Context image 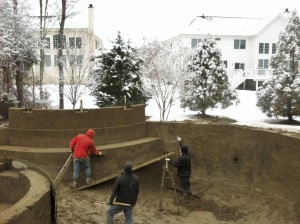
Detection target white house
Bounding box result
[36,4,103,84]
[165,10,291,90]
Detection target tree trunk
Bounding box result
[2,65,13,93]
[15,61,24,107]
[39,0,44,99]
[58,0,66,109]
[287,100,293,121]
[39,49,45,99]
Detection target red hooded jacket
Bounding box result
[70,129,100,158]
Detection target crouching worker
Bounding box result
[107,161,139,224]
[69,129,102,189]
[170,144,192,198]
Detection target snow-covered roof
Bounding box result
[179,13,287,37]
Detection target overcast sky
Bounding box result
[75,0,299,48]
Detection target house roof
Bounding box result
[179,13,288,37]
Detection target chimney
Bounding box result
[88,4,94,34]
[283,8,291,19]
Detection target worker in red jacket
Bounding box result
[70,129,102,189]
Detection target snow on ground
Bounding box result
[145,90,300,133]
[47,86,300,133]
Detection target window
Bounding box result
[45,37,50,49]
[272,43,276,54]
[76,55,83,66]
[215,37,221,41]
[234,39,246,49]
[258,59,269,68]
[76,37,82,49]
[53,35,59,49]
[222,60,227,68]
[44,55,51,67]
[54,55,66,66]
[235,63,245,70]
[69,37,75,49]
[259,43,269,54]
[69,55,83,67]
[69,55,76,67]
[191,38,201,48]
[53,34,66,49]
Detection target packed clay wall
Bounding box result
[0,128,8,145]
[7,105,146,147]
[0,169,52,224]
[0,171,30,204]
[9,105,145,129]
[146,122,300,207]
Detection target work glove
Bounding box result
[98,151,104,156]
[176,136,181,142]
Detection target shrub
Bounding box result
[0,93,18,119]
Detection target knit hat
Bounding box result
[123,161,133,172]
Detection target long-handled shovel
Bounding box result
[95,201,131,207]
[54,153,73,184]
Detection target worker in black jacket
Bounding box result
[171,144,192,198]
[107,161,139,224]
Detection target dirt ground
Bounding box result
[56,159,299,224]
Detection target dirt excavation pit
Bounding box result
[56,161,299,224]
[1,121,299,224]
[56,123,300,224]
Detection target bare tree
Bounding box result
[140,39,191,121]
[57,0,66,109]
[64,32,93,109]
[38,0,56,101]
[56,0,78,109]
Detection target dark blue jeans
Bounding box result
[107,204,133,224]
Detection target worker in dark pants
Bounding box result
[107,161,139,224]
[170,144,192,198]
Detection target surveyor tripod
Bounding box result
[158,157,180,214]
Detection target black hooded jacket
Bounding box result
[109,170,139,205]
[171,148,191,178]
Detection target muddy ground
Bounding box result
[56,159,299,224]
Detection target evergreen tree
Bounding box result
[0,0,39,107]
[181,36,238,115]
[257,10,300,121]
[90,31,147,107]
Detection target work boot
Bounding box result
[72,181,77,190]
